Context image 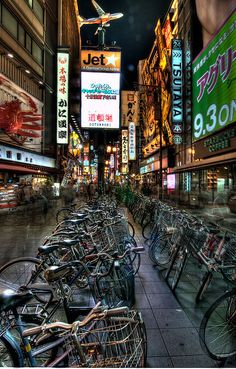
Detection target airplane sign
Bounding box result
[78,0,123,28]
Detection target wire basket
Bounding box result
[69,310,145,367]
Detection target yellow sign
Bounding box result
[81,50,121,72]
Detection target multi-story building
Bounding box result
[0,0,80,208]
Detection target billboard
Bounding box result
[0,74,43,151]
[192,12,236,142]
[57,51,69,144]
[121,91,139,127]
[129,122,136,160]
[81,50,121,72]
[81,71,120,129]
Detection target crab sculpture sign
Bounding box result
[0,74,43,151]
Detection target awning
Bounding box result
[172,151,236,173]
[0,163,45,174]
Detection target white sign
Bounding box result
[129,122,136,160]
[172,39,183,144]
[81,71,120,129]
[57,51,69,144]
[121,130,128,164]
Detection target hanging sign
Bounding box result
[121,91,139,127]
[172,39,183,144]
[129,122,136,160]
[57,50,69,144]
[121,130,128,164]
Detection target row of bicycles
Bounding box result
[0,196,147,367]
[124,189,236,363]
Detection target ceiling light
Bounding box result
[39,81,43,85]
[7,53,14,58]
[25,69,30,74]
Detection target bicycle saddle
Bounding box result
[44,265,74,283]
[65,218,88,225]
[70,213,87,219]
[38,244,60,255]
[0,288,33,313]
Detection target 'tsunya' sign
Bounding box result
[57,51,69,144]
[171,39,183,144]
[192,11,236,142]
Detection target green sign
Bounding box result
[192,12,236,142]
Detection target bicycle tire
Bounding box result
[128,221,135,238]
[0,258,50,303]
[165,243,183,282]
[0,335,21,367]
[195,271,213,303]
[142,221,153,240]
[199,289,236,360]
[56,207,74,224]
[167,249,188,291]
[148,236,171,267]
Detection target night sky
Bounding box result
[78,0,172,89]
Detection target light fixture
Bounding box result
[7,53,14,58]
[25,69,30,74]
[39,81,43,85]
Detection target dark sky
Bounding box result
[78,0,172,89]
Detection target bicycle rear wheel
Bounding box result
[199,290,236,360]
[56,207,74,224]
[148,236,171,267]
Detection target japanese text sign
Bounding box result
[121,91,139,127]
[129,122,136,160]
[193,12,236,142]
[81,71,120,129]
[172,39,183,145]
[57,51,69,144]
[122,130,129,164]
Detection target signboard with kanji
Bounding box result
[57,51,69,144]
[121,130,128,163]
[192,12,236,142]
[121,91,139,127]
[129,122,136,160]
[81,71,120,129]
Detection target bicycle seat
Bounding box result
[70,213,87,219]
[59,239,81,246]
[65,218,88,225]
[38,244,60,255]
[0,288,33,313]
[44,265,74,283]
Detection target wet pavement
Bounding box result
[0,200,235,367]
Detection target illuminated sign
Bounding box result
[129,122,136,160]
[162,14,172,50]
[167,174,176,190]
[81,50,121,72]
[121,91,139,127]
[121,130,128,163]
[57,51,69,144]
[81,72,120,129]
[193,12,236,142]
[172,39,183,144]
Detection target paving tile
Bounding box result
[183,308,208,328]
[139,270,164,282]
[146,329,168,357]
[153,308,193,329]
[171,355,217,367]
[160,327,205,356]
[142,281,171,294]
[147,293,180,309]
[146,356,173,367]
[134,293,151,309]
[135,279,145,294]
[139,308,158,329]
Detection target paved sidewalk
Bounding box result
[129,213,236,368]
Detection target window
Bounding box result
[18,24,25,46]
[6,151,12,159]
[26,33,32,52]
[16,153,22,160]
[32,40,43,64]
[33,0,43,22]
[2,6,17,38]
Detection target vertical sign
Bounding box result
[171,39,183,145]
[121,130,128,163]
[121,91,139,127]
[129,122,136,160]
[57,51,69,144]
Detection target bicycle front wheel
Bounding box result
[199,290,236,360]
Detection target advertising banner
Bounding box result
[57,51,69,144]
[129,122,136,160]
[121,130,128,164]
[81,71,120,129]
[121,91,139,127]
[81,50,121,72]
[0,73,43,151]
[171,39,183,145]
[192,12,236,142]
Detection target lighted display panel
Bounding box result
[81,71,120,129]
[192,12,236,142]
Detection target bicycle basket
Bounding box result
[78,310,145,368]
